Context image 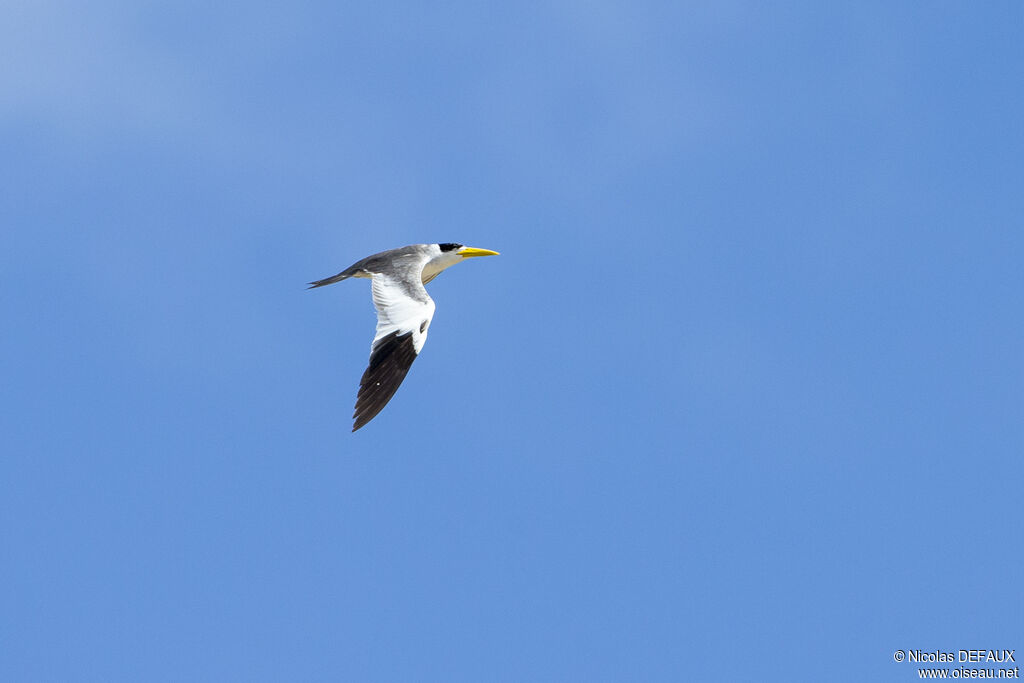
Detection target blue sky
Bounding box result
[2,2,1022,681]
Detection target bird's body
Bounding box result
[309,243,499,431]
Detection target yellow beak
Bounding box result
[459,246,500,258]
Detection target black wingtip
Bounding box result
[349,330,419,432]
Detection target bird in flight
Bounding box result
[309,243,500,431]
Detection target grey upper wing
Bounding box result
[308,245,427,289]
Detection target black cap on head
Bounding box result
[439,243,463,252]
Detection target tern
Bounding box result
[309,243,500,431]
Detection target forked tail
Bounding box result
[307,271,353,289]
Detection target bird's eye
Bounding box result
[439,243,462,252]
